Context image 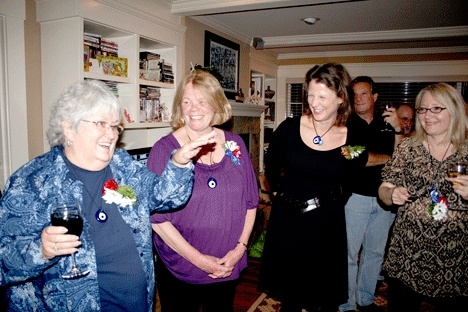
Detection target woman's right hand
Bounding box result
[379,182,411,206]
[41,225,81,260]
[171,129,215,167]
[196,254,233,279]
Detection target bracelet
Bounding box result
[237,241,248,249]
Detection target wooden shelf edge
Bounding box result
[124,122,171,129]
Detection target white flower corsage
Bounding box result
[428,194,449,221]
[223,140,241,165]
[102,179,137,208]
[341,145,366,160]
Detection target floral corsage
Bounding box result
[102,179,137,208]
[341,145,365,160]
[223,140,241,165]
[429,189,449,221]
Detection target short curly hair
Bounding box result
[46,79,122,147]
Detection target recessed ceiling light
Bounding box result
[302,17,320,25]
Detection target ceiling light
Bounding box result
[302,17,319,25]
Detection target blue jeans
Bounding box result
[339,193,395,311]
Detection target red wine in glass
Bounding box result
[50,213,83,236]
[50,204,90,279]
[381,102,394,132]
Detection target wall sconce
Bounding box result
[252,37,265,50]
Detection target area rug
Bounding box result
[247,280,435,312]
[247,281,389,312]
[247,293,281,312]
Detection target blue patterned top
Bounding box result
[0,146,194,311]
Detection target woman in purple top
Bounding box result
[147,69,258,312]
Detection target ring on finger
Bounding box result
[53,242,59,252]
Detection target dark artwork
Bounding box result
[204,31,240,99]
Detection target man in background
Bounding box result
[396,104,415,137]
[340,76,403,312]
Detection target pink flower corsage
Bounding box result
[223,140,241,165]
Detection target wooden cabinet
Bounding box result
[36,0,184,150]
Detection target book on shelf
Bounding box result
[140,51,160,60]
[84,44,90,72]
[84,32,101,41]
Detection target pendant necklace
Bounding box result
[427,141,451,203]
[311,117,334,146]
[67,160,110,223]
[186,128,217,189]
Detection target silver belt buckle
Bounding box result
[301,197,320,213]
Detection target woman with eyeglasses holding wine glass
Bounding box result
[0,79,215,311]
[378,83,468,311]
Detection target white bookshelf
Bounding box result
[36,0,184,150]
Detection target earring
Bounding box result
[66,140,72,147]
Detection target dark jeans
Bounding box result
[387,277,468,312]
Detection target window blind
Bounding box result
[287,82,465,117]
[287,83,305,117]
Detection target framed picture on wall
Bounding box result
[204,31,240,100]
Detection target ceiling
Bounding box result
[167,0,468,59]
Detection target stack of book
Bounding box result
[139,52,161,82]
[160,59,174,84]
[100,39,118,56]
[139,86,162,122]
[84,33,120,72]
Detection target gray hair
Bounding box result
[47,79,122,147]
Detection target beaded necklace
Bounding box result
[427,141,451,204]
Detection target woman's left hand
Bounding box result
[172,129,215,167]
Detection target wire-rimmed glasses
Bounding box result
[81,120,124,135]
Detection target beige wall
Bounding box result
[19,3,468,160]
[183,17,252,95]
[25,0,42,158]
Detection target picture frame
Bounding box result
[204,31,240,99]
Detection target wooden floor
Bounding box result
[233,257,436,312]
[234,257,263,311]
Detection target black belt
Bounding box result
[277,193,320,213]
[278,187,343,214]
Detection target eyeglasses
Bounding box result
[415,107,447,114]
[81,120,124,135]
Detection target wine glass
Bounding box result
[448,164,467,186]
[50,203,90,279]
[381,102,394,132]
[448,164,466,204]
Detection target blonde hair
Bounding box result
[414,83,468,149]
[171,69,232,129]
